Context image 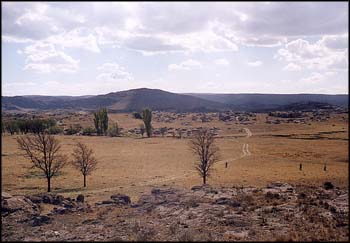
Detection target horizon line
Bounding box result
[2,87,349,97]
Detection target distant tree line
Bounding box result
[3,118,61,135]
[2,107,153,139]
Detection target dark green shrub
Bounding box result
[48,126,63,134]
[82,127,96,136]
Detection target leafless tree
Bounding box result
[189,128,220,185]
[17,133,68,192]
[71,142,98,187]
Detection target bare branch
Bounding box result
[16,133,67,192]
[189,128,220,185]
[71,142,98,187]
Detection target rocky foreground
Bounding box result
[2,182,349,241]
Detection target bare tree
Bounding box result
[189,128,220,185]
[17,133,68,192]
[71,142,98,187]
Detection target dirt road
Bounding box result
[242,128,252,157]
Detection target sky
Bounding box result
[1,1,349,96]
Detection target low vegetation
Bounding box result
[3,118,58,135]
[108,122,120,137]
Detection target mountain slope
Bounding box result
[187,93,348,111]
[2,88,348,112]
[2,88,226,112]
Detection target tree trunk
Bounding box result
[47,177,51,192]
[203,174,206,185]
[84,175,86,187]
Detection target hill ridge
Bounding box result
[2,88,348,112]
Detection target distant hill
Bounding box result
[187,93,348,111]
[2,88,348,113]
[274,101,343,112]
[2,88,225,112]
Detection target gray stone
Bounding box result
[27,195,42,204]
[76,194,84,203]
[31,215,51,226]
[1,192,12,200]
[53,195,65,205]
[2,196,38,214]
[42,194,54,204]
[110,194,131,205]
[324,182,334,190]
[102,200,114,204]
[191,186,202,191]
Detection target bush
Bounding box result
[65,125,80,135]
[133,112,142,119]
[17,119,30,134]
[48,126,63,134]
[4,120,19,135]
[139,124,145,137]
[29,119,46,134]
[108,122,120,137]
[160,127,167,137]
[82,127,96,136]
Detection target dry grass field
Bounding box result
[2,112,348,203]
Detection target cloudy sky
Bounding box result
[2,2,348,96]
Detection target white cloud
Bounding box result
[3,2,348,55]
[300,72,324,84]
[247,60,262,67]
[214,58,230,66]
[240,36,287,47]
[283,63,301,71]
[23,42,79,73]
[276,37,348,71]
[168,59,203,71]
[47,28,100,53]
[319,34,348,50]
[2,2,349,95]
[96,63,133,82]
[2,2,85,42]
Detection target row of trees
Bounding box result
[2,118,58,135]
[4,107,152,138]
[17,133,98,192]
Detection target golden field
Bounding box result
[1,112,348,203]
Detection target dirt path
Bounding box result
[242,143,251,156]
[243,128,252,138]
[240,128,252,157]
[217,127,253,166]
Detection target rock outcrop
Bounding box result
[1,182,348,241]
